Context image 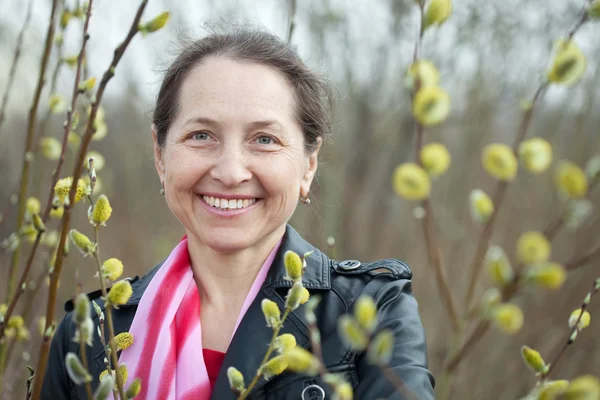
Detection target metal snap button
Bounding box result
[338,260,361,270]
[301,384,325,400]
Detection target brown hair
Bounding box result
[153,28,334,154]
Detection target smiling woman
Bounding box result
[42,28,435,400]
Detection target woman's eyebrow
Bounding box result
[182,117,283,132]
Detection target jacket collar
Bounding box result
[122,223,331,307]
[211,224,331,399]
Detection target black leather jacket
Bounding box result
[42,225,435,399]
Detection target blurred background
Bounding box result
[0,0,599,398]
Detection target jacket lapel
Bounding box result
[210,225,331,399]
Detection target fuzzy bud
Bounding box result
[518,138,553,174]
[284,250,303,281]
[420,142,451,177]
[485,246,514,287]
[338,315,369,351]
[547,40,587,86]
[564,199,593,230]
[69,229,96,256]
[125,377,142,399]
[367,329,394,366]
[274,333,297,354]
[589,0,600,18]
[261,299,281,328]
[564,375,600,399]
[412,86,450,126]
[8,315,25,329]
[74,293,90,324]
[139,11,170,34]
[286,281,306,310]
[78,77,96,92]
[469,189,494,223]
[482,143,518,181]
[333,381,354,400]
[283,347,320,375]
[555,160,589,199]
[89,195,113,226]
[227,367,245,394]
[106,281,133,308]
[525,262,566,290]
[568,308,591,331]
[65,352,92,385]
[521,345,549,375]
[49,94,66,114]
[102,258,124,281]
[112,332,134,351]
[94,374,114,400]
[392,163,431,201]
[40,137,62,160]
[32,213,45,233]
[516,231,551,265]
[354,296,378,333]
[407,60,439,88]
[74,318,94,347]
[492,303,524,335]
[424,0,453,28]
[260,355,289,379]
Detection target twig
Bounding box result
[30,3,148,399]
[79,334,94,400]
[238,308,292,400]
[380,364,422,400]
[0,0,34,129]
[286,0,297,44]
[565,242,600,270]
[445,320,492,372]
[540,280,598,379]
[6,0,59,304]
[410,2,460,332]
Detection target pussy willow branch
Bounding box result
[31,3,148,399]
[0,0,34,130]
[34,23,67,150]
[79,329,94,400]
[541,280,598,380]
[93,226,127,400]
[6,0,59,303]
[239,308,292,400]
[0,0,92,343]
[287,0,297,44]
[463,81,548,311]
[447,240,599,372]
[410,2,460,332]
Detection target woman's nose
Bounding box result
[209,147,253,188]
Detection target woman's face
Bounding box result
[153,56,320,253]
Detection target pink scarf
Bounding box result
[113,237,281,400]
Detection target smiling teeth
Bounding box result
[203,196,257,209]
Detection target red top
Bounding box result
[202,349,226,390]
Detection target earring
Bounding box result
[160,183,165,195]
[300,195,311,205]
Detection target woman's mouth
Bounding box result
[201,195,260,210]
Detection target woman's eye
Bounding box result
[192,132,209,141]
[256,136,274,145]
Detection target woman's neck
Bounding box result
[186,226,284,312]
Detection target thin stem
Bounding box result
[445,320,491,372]
[6,0,59,303]
[93,225,126,399]
[31,3,148,398]
[79,336,94,400]
[0,0,34,129]
[410,0,459,332]
[286,0,297,44]
[565,242,600,271]
[540,281,598,380]
[239,308,292,400]
[380,365,421,400]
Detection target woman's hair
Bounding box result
[153,28,334,154]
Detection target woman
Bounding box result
[43,29,435,400]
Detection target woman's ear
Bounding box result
[152,124,165,183]
[300,137,323,195]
